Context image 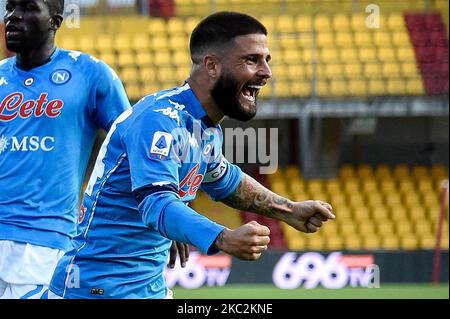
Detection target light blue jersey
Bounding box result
[49,83,242,299]
[0,48,130,251]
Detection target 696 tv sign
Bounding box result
[272,252,380,289]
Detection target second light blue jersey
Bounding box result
[0,48,130,251]
[49,83,242,298]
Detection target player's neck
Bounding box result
[15,42,56,71]
[187,76,225,126]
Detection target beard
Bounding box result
[210,70,257,122]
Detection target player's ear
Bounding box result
[203,54,221,79]
[49,15,63,31]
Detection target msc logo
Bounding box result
[0,135,55,154]
[50,69,71,85]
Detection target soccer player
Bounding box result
[0,0,189,299]
[49,11,335,299]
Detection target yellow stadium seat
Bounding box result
[307,236,326,251]
[98,52,116,67]
[347,80,367,96]
[392,31,411,47]
[353,208,371,222]
[283,49,302,62]
[286,64,305,80]
[278,36,299,50]
[173,51,191,67]
[316,33,335,48]
[396,47,415,61]
[319,49,339,62]
[359,222,376,236]
[325,179,340,193]
[139,67,157,82]
[414,221,432,236]
[315,79,329,96]
[78,35,95,54]
[381,236,400,250]
[348,194,365,208]
[148,18,167,34]
[150,35,169,51]
[325,237,345,251]
[377,48,396,61]
[400,236,419,250]
[361,179,378,193]
[154,51,172,66]
[332,14,350,31]
[142,83,162,95]
[135,52,153,67]
[314,14,331,30]
[173,68,186,83]
[362,236,381,250]
[340,165,355,179]
[276,15,295,32]
[59,37,77,51]
[343,62,363,77]
[167,18,185,34]
[364,62,383,77]
[401,61,418,77]
[343,236,361,250]
[329,79,348,96]
[274,81,291,98]
[367,193,384,208]
[354,32,373,47]
[395,221,413,235]
[351,14,367,30]
[372,207,389,220]
[336,32,353,48]
[432,165,448,183]
[120,67,139,84]
[377,222,395,236]
[412,165,429,178]
[359,48,377,61]
[131,34,150,52]
[114,34,132,52]
[375,164,392,179]
[339,48,361,63]
[125,83,142,101]
[409,206,427,221]
[295,15,313,32]
[387,79,406,95]
[405,77,425,95]
[324,63,343,78]
[340,223,357,236]
[97,35,114,53]
[394,164,410,179]
[385,193,402,207]
[290,81,312,97]
[373,32,392,47]
[419,234,436,249]
[117,52,135,68]
[387,13,405,31]
[382,63,401,77]
[403,193,421,208]
[184,17,201,34]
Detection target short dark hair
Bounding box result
[189,11,267,64]
[46,0,64,15]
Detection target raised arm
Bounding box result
[221,173,335,233]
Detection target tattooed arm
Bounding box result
[221,174,335,233]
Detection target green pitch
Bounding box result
[173,283,449,299]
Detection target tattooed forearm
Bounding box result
[221,174,294,220]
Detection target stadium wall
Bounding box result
[165,250,449,289]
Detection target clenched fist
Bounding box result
[283,200,335,233]
[214,221,270,261]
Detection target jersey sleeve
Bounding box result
[121,104,182,193]
[88,59,131,131]
[200,126,242,201]
[201,154,243,201]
